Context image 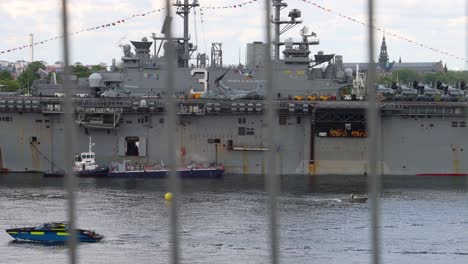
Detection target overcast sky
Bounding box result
[0,0,466,70]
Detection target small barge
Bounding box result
[107,160,224,178]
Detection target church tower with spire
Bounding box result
[378,35,389,70]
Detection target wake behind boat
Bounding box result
[5,222,103,243]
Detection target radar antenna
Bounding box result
[300,26,316,38]
[117,36,127,47]
[174,0,200,67]
[272,0,303,61]
[152,1,199,67]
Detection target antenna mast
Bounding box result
[272,0,302,62]
[210,43,223,68]
[175,0,199,68]
[29,33,34,62]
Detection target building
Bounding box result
[13,60,29,74]
[390,61,444,73]
[378,35,389,70]
[344,35,445,74]
[246,42,268,68]
[0,61,9,69]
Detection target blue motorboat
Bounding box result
[5,222,103,243]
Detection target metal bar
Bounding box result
[264,1,279,264]
[465,0,468,189]
[60,0,78,263]
[165,1,180,264]
[366,0,381,263]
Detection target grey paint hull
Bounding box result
[1,110,467,175]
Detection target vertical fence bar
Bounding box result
[465,0,468,189]
[165,0,180,263]
[366,0,381,263]
[60,0,78,263]
[263,1,279,263]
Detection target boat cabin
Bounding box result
[74,137,99,171]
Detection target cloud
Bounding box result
[0,0,466,69]
[0,0,57,19]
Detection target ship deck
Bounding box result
[1,97,468,117]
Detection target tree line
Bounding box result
[377,69,468,87]
[0,62,106,92]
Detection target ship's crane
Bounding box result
[352,64,366,99]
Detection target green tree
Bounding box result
[392,69,420,84]
[91,65,106,72]
[46,72,62,83]
[0,70,12,80]
[377,75,395,85]
[70,64,92,78]
[69,64,106,78]
[17,61,45,89]
[424,72,450,85]
[446,71,468,84]
[376,70,468,87]
[0,80,20,92]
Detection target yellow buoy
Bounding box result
[165,192,173,201]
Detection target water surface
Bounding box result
[1,174,467,263]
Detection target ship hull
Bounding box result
[42,167,109,178]
[107,168,224,178]
[1,101,468,176]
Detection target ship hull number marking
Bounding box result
[190,68,208,95]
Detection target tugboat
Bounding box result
[5,222,103,243]
[43,137,109,177]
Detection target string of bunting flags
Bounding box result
[199,0,259,23]
[3,0,461,63]
[299,0,468,63]
[202,0,258,10]
[0,8,166,56]
[0,0,259,56]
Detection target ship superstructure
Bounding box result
[1,0,468,176]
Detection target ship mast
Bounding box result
[272,0,302,62]
[88,137,94,153]
[174,0,199,68]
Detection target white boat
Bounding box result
[74,137,99,171]
[44,137,108,177]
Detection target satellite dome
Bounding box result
[344,68,353,77]
[89,73,103,88]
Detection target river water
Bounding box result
[0,174,467,264]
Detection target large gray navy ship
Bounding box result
[1,0,467,176]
